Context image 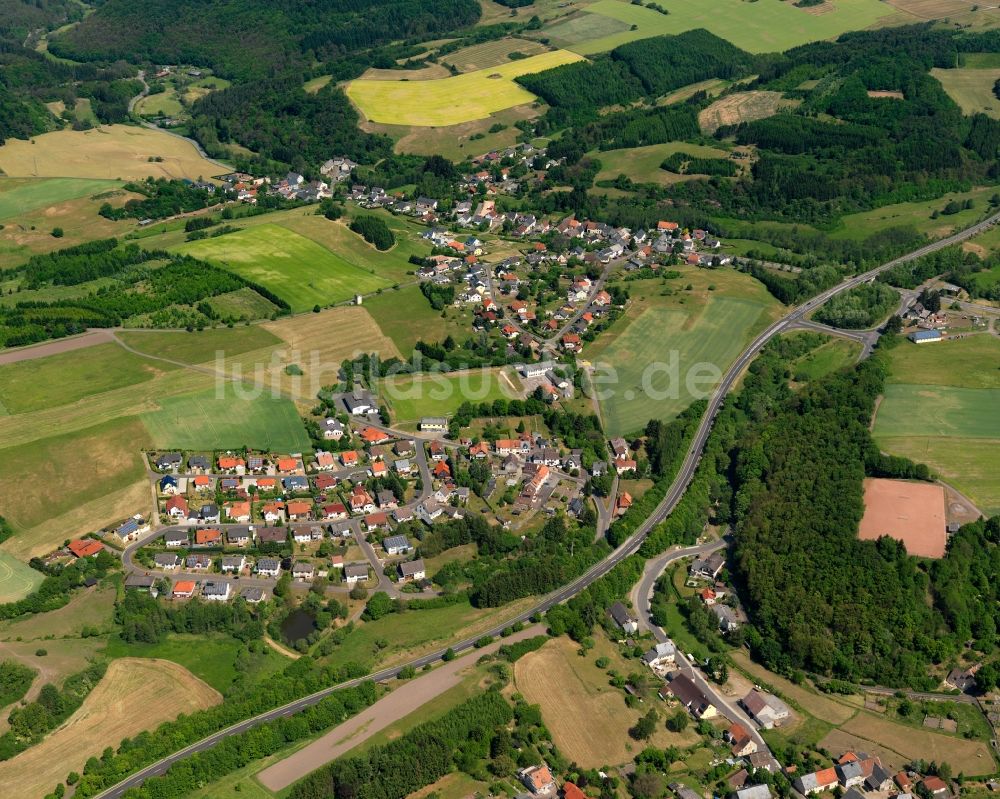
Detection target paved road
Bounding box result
[93,209,1000,798]
[630,539,769,751]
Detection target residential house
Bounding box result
[417,499,444,525]
[283,476,309,494]
[641,640,676,669]
[125,574,156,593]
[520,765,557,796]
[399,558,426,581]
[68,539,104,558]
[256,557,281,578]
[159,475,180,495]
[155,553,181,570]
[241,587,266,603]
[227,526,252,547]
[172,580,196,599]
[793,768,840,795]
[286,500,313,521]
[315,451,337,471]
[727,723,758,757]
[364,512,389,530]
[377,490,398,509]
[394,458,413,475]
[256,526,287,546]
[200,503,220,523]
[665,673,717,719]
[224,501,251,523]
[350,485,375,514]
[202,581,231,601]
[292,562,315,581]
[165,495,189,520]
[712,604,740,633]
[322,418,346,440]
[192,475,213,492]
[420,417,449,432]
[383,534,411,555]
[609,602,639,634]
[615,491,633,516]
[324,503,349,521]
[164,529,189,547]
[690,552,725,581]
[732,786,771,799]
[341,450,360,468]
[221,555,246,573]
[922,778,950,798]
[393,506,415,524]
[195,527,222,547]
[186,554,212,571]
[344,562,369,585]
[154,452,182,471]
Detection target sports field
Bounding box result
[514,637,698,766]
[0,658,220,799]
[872,335,1000,515]
[931,67,1000,118]
[568,0,899,55]
[346,50,585,126]
[380,368,521,423]
[0,177,119,221]
[0,125,226,181]
[141,386,311,451]
[177,224,392,311]
[859,478,946,558]
[589,295,768,436]
[0,553,44,603]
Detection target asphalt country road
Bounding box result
[92,210,1000,798]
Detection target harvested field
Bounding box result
[867,89,904,99]
[514,637,698,767]
[263,307,402,372]
[347,50,584,126]
[888,0,986,19]
[931,67,1000,118]
[442,37,549,72]
[699,91,797,134]
[0,126,226,181]
[358,63,453,81]
[839,711,994,775]
[859,478,946,559]
[0,658,220,799]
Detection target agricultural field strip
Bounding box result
[872,383,1000,438]
[346,50,585,126]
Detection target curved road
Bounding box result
[92,210,1000,798]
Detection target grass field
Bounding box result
[567,0,899,55]
[176,224,392,311]
[347,50,584,126]
[118,326,281,365]
[789,335,861,381]
[0,658,220,799]
[838,710,994,775]
[141,386,311,451]
[0,416,150,535]
[0,343,179,414]
[932,67,1000,118]
[443,37,550,71]
[206,287,281,320]
[0,125,226,181]
[542,11,632,48]
[831,185,1000,242]
[0,553,44,603]
[303,75,333,93]
[962,52,1000,69]
[0,178,119,222]
[135,86,183,117]
[698,91,797,134]
[380,368,521,422]
[874,384,1000,438]
[872,335,1000,516]
[365,284,473,353]
[587,284,774,436]
[514,636,698,766]
[595,142,732,186]
[0,586,115,640]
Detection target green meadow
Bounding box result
[177,224,392,312]
[590,297,767,436]
[570,0,898,56]
[380,368,519,423]
[0,177,119,221]
[141,386,311,452]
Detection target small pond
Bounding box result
[281,609,317,644]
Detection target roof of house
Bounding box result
[609,602,635,626]
[68,539,103,558]
[345,562,369,578]
[173,580,196,594]
[922,777,949,793]
[202,581,230,596]
[400,558,426,577]
[525,766,554,790]
[564,784,586,799]
[383,534,410,550]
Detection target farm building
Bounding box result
[908,329,942,344]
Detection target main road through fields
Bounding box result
[92,210,1000,799]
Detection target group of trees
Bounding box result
[349,215,396,251]
[99,179,216,221]
[115,590,264,645]
[813,282,899,329]
[289,691,514,799]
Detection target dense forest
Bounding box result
[49,0,482,79]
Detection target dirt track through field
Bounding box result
[0,329,115,365]
[257,625,545,791]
